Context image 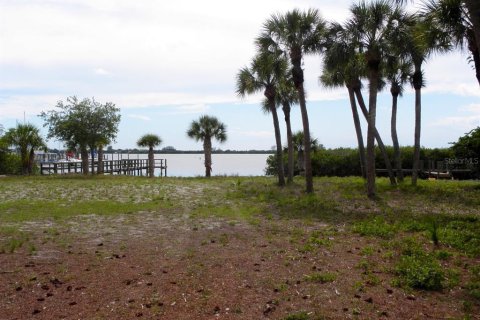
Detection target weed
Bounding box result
[395,252,444,290]
[352,217,396,238]
[304,272,337,283]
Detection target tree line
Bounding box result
[236,0,480,197]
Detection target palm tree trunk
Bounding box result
[90,148,96,175]
[412,90,422,186]
[21,147,29,175]
[282,102,294,184]
[391,93,404,182]
[270,101,285,186]
[366,68,379,198]
[291,49,313,193]
[81,146,89,175]
[203,138,212,177]
[467,28,480,86]
[355,88,397,186]
[298,87,313,193]
[465,0,480,66]
[148,147,154,178]
[97,145,104,175]
[28,148,35,175]
[348,87,366,179]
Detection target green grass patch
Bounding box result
[0,199,167,223]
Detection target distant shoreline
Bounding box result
[96,150,274,155]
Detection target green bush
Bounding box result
[0,152,21,175]
[395,252,445,290]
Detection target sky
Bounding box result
[1,0,479,151]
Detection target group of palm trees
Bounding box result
[237,0,480,197]
[138,115,227,178]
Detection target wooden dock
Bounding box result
[40,159,167,176]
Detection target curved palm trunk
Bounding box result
[355,88,397,187]
[81,146,89,175]
[391,92,404,182]
[148,146,154,178]
[347,87,366,179]
[97,145,104,175]
[466,28,480,86]
[282,102,294,184]
[269,100,285,186]
[203,137,212,177]
[465,0,480,71]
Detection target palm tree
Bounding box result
[137,134,162,178]
[277,79,298,183]
[236,52,287,186]
[394,0,480,67]
[423,0,479,85]
[384,56,412,182]
[187,115,227,177]
[346,0,409,197]
[257,9,327,193]
[4,123,46,175]
[321,22,367,178]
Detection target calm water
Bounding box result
[104,153,271,177]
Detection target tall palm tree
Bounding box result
[394,0,480,65]
[346,0,409,197]
[137,134,162,178]
[277,75,298,184]
[257,8,327,193]
[423,0,479,85]
[384,56,412,182]
[236,52,287,186]
[187,115,227,177]
[4,123,46,175]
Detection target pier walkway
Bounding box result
[40,159,167,176]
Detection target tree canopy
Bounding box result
[40,96,121,152]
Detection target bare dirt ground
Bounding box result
[1,177,479,319]
[1,210,478,320]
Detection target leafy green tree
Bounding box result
[40,96,121,175]
[137,134,162,178]
[3,123,46,174]
[187,115,227,177]
[257,8,327,193]
[236,51,288,186]
[450,126,480,177]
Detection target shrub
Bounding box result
[395,252,444,290]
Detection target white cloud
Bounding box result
[127,114,151,121]
[94,68,111,76]
[430,103,480,130]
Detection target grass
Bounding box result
[1,175,479,303]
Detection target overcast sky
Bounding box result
[1,0,479,150]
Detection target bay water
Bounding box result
[104,153,271,177]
